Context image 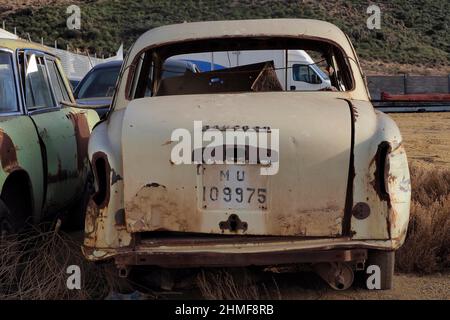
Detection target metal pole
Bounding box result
[448,74,450,93]
[285,49,288,90]
[2,21,5,30]
[403,73,408,94]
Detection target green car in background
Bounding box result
[0,39,99,234]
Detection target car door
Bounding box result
[0,48,45,223]
[19,50,80,215]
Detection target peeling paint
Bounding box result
[125,183,188,233]
[67,112,91,172]
[111,169,123,186]
[0,129,19,172]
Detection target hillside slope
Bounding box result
[1,0,449,75]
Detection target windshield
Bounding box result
[76,66,120,99]
[310,63,330,81]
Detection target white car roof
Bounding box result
[127,19,353,63]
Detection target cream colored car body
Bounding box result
[83,19,410,267]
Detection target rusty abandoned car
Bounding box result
[84,19,411,290]
[0,39,99,233]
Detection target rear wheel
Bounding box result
[365,250,395,290]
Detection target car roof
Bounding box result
[128,19,353,62]
[91,59,123,70]
[0,38,55,54]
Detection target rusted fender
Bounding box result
[0,116,44,221]
[350,100,410,248]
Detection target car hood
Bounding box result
[76,97,112,106]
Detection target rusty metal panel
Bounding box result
[385,144,410,242]
[114,248,368,268]
[121,93,352,237]
[0,116,44,220]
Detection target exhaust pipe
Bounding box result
[313,262,354,290]
[118,266,130,278]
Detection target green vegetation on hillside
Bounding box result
[2,0,449,69]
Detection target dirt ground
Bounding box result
[276,272,450,300]
[390,112,450,169]
[124,270,450,300]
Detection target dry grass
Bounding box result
[196,269,281,300]
[0,222,123,300]
[395,165,450,274]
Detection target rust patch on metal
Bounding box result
[0,130,19,172]
[91,151,111,209]
[145,182,166,189]
[47,156,78,183]
[273,209,342,237]
[351,202,371,220]
[67,112,91,171]
[111,169,123,186]
[113,248,368,268]
[371,141,391,201]
[84,198,100,247]
[399,176,411,193]
[125,183,189,233]
[341,99,356,236]
[115,208,126,226]
[161,140,173,146]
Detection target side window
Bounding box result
[131,52,154,99]
[24,53,55,110]
[46,58,70,104]
[292,64,322,84]
[0,52,19,113]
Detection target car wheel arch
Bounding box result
[1,169,35,227]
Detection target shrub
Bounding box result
[395,165,450,274]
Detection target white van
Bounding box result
[175,49,332,91]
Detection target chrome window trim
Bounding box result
[18,49,62,115]
[45,56,71,103]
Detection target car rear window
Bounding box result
[131,37,354,98]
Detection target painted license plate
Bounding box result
[201,165,268,210]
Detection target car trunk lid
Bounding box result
[122,92,353,237]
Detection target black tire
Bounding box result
[365,250,395,290]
